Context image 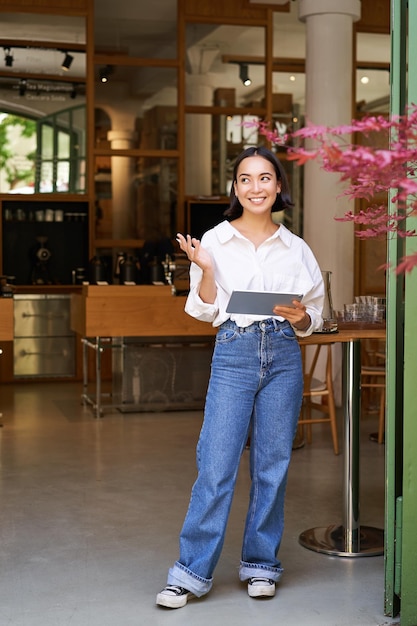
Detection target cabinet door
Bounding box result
[14,297,71,337]
[14,336,75,377]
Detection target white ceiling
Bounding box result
[0,1,391,112]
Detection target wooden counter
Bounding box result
[70,285,217,338]
[0,298,14,341]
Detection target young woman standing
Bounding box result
[156,146,324,609]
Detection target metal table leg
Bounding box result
[299,339,384,557]
[80,337,105,418]
[95,336,102,419]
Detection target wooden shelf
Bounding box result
[94,239,144,249]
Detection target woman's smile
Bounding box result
[234,155,281,214]
[249,196,266,204]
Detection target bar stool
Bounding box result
[298,343,339,455]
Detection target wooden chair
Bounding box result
[361,364,385,444]
[298,343,339,455]
[360,339,385,444]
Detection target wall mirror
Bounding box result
[0,12,86,195]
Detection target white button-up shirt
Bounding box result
[184,220,324,337]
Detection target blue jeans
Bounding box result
[167,318,303,597]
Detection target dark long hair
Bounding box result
[224,146,294,220]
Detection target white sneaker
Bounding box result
[156,585,192,608]
[247,577,276,598]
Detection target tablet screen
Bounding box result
[226,290,303,316]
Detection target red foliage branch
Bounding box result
[244,106,417,272]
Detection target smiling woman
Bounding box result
[157,145,324,608]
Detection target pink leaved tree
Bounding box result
[250,107,417,273]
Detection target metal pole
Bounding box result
[342,339,361,552]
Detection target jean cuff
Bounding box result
[239,561,284,583]
[167,562,213,597]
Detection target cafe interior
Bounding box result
[0,0,415,624]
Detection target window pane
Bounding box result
[57,161,70,192]
[272,72,305,118]
[94,0,177,60]
[0,112,36,193]
[95,66,178,150]
[95,156,178,240]
[39,161,53,193]
[75,158,86,193]
[185,24,265,107]
[72,107,86,158]
[58,130,70,159]
[41,125,54,159]
[0,13,86,77]
[185,113,268,197]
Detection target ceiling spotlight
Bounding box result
[4,47,13,68]
[239,63,252,87]
[99,65,113,83]
[361,75,370,84]
[19,78,27,97]
[61,51,74,71]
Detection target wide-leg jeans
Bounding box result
[167,318,303,597]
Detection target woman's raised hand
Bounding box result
[176,233,213,272]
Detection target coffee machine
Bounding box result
[30,236,53,284]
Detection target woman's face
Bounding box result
[234,155,281,217]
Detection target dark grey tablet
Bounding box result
[226,290,303,316]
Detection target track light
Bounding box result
[4,47,13,67]
[61,51,74,71]
[99,65,113,83]
[239,63,252,87]
[19,79,27,97]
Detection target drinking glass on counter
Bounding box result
[344,303,361,321]
[341,296,386,323]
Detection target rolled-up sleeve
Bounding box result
[184,263,219,324]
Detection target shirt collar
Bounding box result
[215,219,292,247]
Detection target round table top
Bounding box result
[299,327,386,345]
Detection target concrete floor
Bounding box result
[0,382,400,626]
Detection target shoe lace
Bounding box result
[164,585,188,595]
[249,577,274,585]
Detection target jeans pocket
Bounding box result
[279,324,297,341]
[215,327,239,344]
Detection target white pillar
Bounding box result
[299,0,361,312]
[185,75,214,196]
[107,129,137,239]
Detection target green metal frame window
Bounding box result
[35,105,86,193]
